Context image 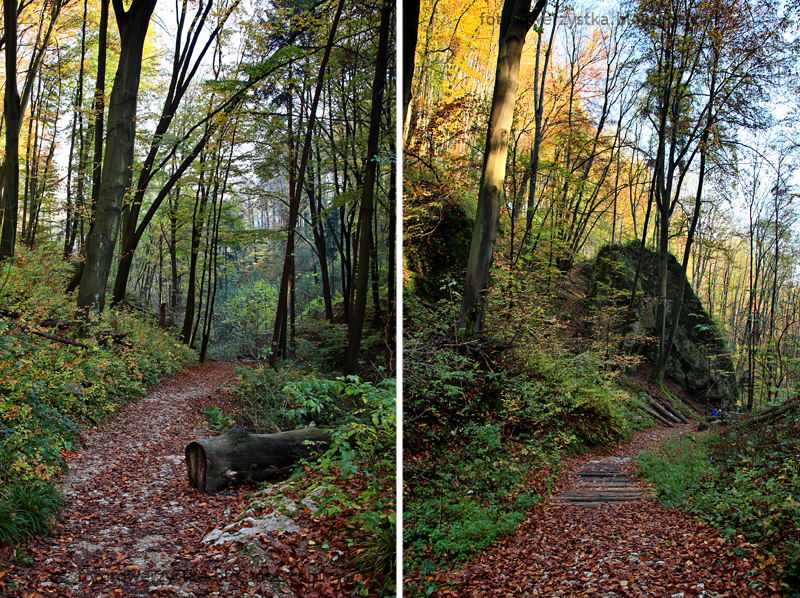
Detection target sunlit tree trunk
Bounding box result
[458,0,547,338]
[1,0,21,260]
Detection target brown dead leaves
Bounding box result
[433,425,785,598]
[0,361,380,597]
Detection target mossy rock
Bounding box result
[403,181,473,302]
[589,241,737,406]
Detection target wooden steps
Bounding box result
[549,460,654,508]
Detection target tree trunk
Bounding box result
[76,0,156,322]
[67,0,109,292]
[270,0,345,368]
[185,426,332,493]
[1,0,21,260]
[308,139,334,321]
[402,0,419,127]
[182,159,208,344]
[343,0,391,375]
[458,0,546,338]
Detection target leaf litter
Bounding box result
[434,424,786,598]
[0,361,380,597]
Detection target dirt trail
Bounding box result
[4,361,300,598]
[437,424,785,598]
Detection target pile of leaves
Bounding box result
[436,500,784,597]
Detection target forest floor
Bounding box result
[435,423,786,598]
[0,361,361,598]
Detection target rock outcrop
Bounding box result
[588,242,738,407]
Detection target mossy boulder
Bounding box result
[403,180,473,302]
[588,242,737,406]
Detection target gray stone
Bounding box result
[588,243,738,407]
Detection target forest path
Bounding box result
[4,361,302,598]
[438,424,785,598]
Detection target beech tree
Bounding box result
[458,0,547,339]
[343,0,393,375]
[76,0,157,321]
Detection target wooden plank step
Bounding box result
[549,460,653,508]
[558,492,650,499]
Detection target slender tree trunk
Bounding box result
[521,0,556,269]
[270,0,345,368]
[658,130,709,384]
[308,138,334,321]
[387,158,395,308]
[402,0,420,128]
[458,0,547,338]
[370,187,381,327]
[169,187,180,317]
[182,155,208,343]
[343,0,392,375]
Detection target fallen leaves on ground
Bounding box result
[432,424,785,598]
[0,361,381,597]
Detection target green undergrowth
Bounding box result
[0,246,196,547]
[402,285,649,596]
[0,481,61,546]
[636,418,800,593]
[231,365,396,595]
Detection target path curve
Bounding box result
[4,361,299,598]
[437,424,785,598]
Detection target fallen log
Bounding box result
[643,405,675,428]
[649,398,681,424]
[661,398,691,424]
[185,426,332,493]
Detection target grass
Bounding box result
[0,481,61,545]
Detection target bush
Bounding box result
[636,434,716,506]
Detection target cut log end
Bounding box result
[185,426,332,493]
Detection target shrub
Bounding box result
[636,434,716,506]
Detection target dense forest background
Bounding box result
[0,0,396,370]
